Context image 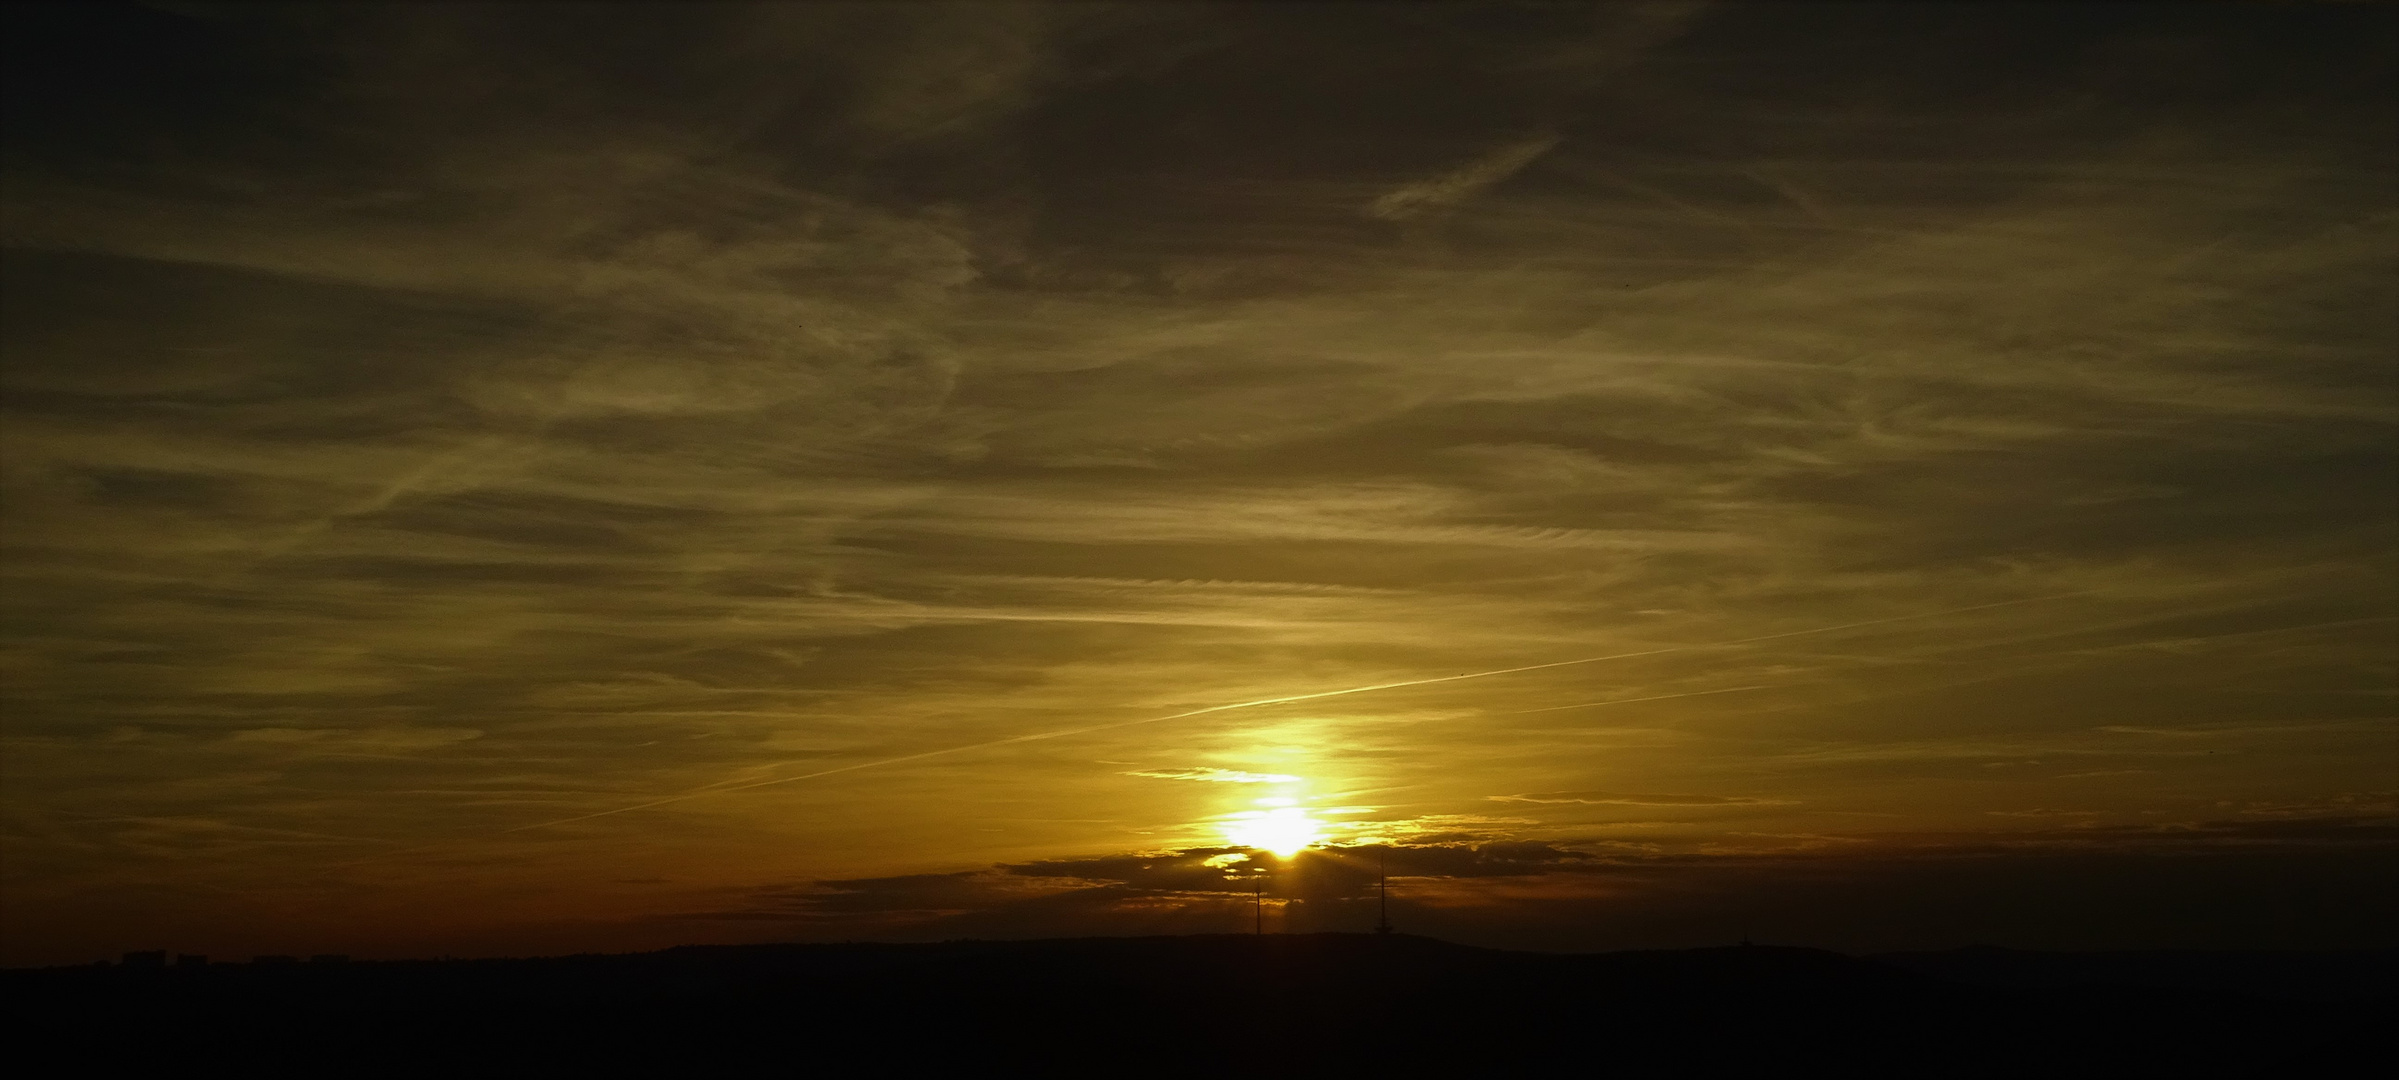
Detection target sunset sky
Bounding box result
[2,2,2392,966]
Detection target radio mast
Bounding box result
[1375,847,1393,935]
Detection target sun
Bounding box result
[1225,806,1321,857]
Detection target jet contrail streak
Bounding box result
[1509,684,1775,715]
[502,645,1695,831]
[503,592,2088,833]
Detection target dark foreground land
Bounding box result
[7,935,2389,1075]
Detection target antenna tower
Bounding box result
[1375,847,1393,935]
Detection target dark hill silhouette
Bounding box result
[1875,944,2394,1003]
[6,935,2387,1074]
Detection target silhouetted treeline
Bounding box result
[4,936,2388,1074]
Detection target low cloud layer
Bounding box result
[669,810,2397,951]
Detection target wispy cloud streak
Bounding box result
[499,593,2091,833]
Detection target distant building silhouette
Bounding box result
[310,954,349,965]
[120,950,166,969]
[252,955,300,965]
[174,954,207,967]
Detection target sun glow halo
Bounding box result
[1225,807,1321,857]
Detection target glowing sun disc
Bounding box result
[1226,807,1320,857]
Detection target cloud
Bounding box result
[1126,768,1303,784]
[678,839,1615,926]
[0,2,2391,963]
[1368,134,1561,221]
[1492,791,1781,806]
[225,726,484,755]
[662,814,2398,949]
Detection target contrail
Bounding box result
[502,645,1695,831]
[1509,684,1775,715]
[502,592,2088,833]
